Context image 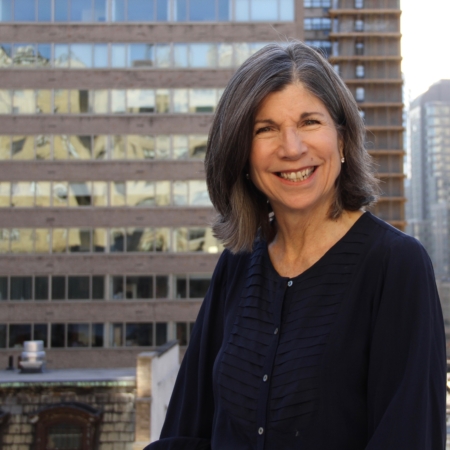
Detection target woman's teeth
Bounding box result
[279,167,314,182]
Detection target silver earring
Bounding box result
[245,173,250,179]
[341,157,345,164]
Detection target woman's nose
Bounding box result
[278,128,307,159]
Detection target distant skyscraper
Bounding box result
[408,80,450,280]
[0,0,403,369]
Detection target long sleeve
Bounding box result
[145,251,229,450]
[365,235,446,449]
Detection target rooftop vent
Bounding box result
[20,340,46,374]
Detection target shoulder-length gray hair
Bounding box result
[205,41,379,253]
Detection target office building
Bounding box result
[0,0,403,369]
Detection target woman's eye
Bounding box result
[255,126,271,135]
[304,119,319,126]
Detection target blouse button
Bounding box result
[287,280,293,287]
[258,427,264,435]
[274,328,279,335]
[263,374,268,382]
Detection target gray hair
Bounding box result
[205,41,379,253]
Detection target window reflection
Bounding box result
[68,228,91,252]
[128,43,154,67]
[110,181,125,206]
[38,0,52,21]
[71,0,93,22]
[93,135,107,159]
[11,135,33,159]
[10,228,34,253]
[54,89,69,113]
[54,44,70,67]
[13,89,35,114]
[0,90,11,113]
[70,44,92,67]
[68,324,89,347]
[13,43,36,67]
[111,90,126,113]
[155,44,171,67]
[0,136,10,159]
[173,89,188,113]
[190,43,216,67]
[126,181,155,206]
[127,89,154,113]
[155,227,170,252]
[111,44,126,68]
[69,135,92,159]
[52,229,67,253]
[155,135,170,159]
[173,181,188,205]
[218,43,232,67]
[11,181,34,206]
[93,44,108,67]
[189,0,215,21]
[173,44,188,67]
[92,182,108,206]
[93,229,107,252]
[127,135,155,159]
[189,135,207,158]
[36,90,52,114]
[70,89,90,113]
[156,89,169,113]
[35,228,50,253]
[126,228,154,252]
[110,228,125,252]
[69,182,92,206]
[36,44,51,66]
[189,89,216,113]
[189,180,211,206]
[35,182,51,206]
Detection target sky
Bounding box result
[401,0,450,102]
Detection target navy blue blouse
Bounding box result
[147,213,447,450]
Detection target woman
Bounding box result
[147,42,446,449]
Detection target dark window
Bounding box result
[125,276,152,299]
[35,276,49,300]
[189,276,211,298]
[14,0,35,21]
[68,276,90,300]
[156,322,167,346]
[52,276,66,300]
[92,323,104,347]
[0,277,8,300]
[176,322,187,345]
[155,276,168,298]
[0,324,6,348]
[67,323,89,347]
[33,324,48,347]
[125,323,153,346]
[47,423,83,449]
[54,0,69,21]
[176,276,187,298]
[51,323,65,347]
[9,324,31,348]
[128,0,154,21]
[112,276,124,300]
[38,0,52,21]
[92,276,104,300]
[355,41,364,55]
[10,276,32,300]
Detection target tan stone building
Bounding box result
[0,0,403,369]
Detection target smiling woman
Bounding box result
[147,42,446,450]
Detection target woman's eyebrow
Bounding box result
[253,118,277,126]
[300,111,325,119]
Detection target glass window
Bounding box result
[218,0,230,21]
[68,276,90,299]
[174,0,187,21]
[128,0,154,21]
[110,323,123,346]
[190,43,216,67]
[52,229,67,253]
[54,0,69,22]
[54,44,70,67]
[189,274,211,298]
[111,44,126,67]
[110,181,125,206]
[36,44,51,66]
[127,135,155,159]
[156,0,168,20]
[71,0,92,22]
[155,227,170,252]
[189,135,207,159]
[280,0,294,20]
[53,135,68,159]
[173,89,188,113]
[92,323,104,346]
[12,89,35,114]
[189,0,215,21]
[189,180,211,206]
[51,323,65,347]
[0,0,12,22]
[111,90,126,113]
[0,44,11,67]
[52,276,66,300]
[176,322,187,345]
[173,44,188,67]
[355,41,364,55]
[93,228,107,252]
[235,42,250,65]
[69,182,92,206]
[9,324,31,348]
[35,228,50,252]
[0,324,5,348]
[125,323,152,346]
[110,228,125,252]
[12,136,34,159]
[92,181,108,206]
[218,43,232,67]
[92,276,104,299]
[36,90,52,114]
[127,181,155,206]
[0,229,9,252]
[174,275,187,298]
[0,277,8,300]
[155,135,170,158]
[174,228,188,252]
[67,324,90,347]
[93,44,108,67]
[156,322,167,346]
[111,135,125,159]
[189,89,216,113]
[173,181,188,205]
[38,0,52,21]
[126,227,154,252]
[355,19,364,31]
[125,276,152,299]
[94,0,107,21]
[52,181,69,206]
[68,228,91,252]
[37,135,52,160]
[0,182,10,207]
[0,136,10,159]
[156,276,168,298]
[127,89,155,113]
[111,0,125,21]
[35,276,49,300]
[93,135,108,159]
[173,135,188,159]
[68,135,92,159]
[155,44,171,67]
[10,228,34,253]
[355,87,365,102]
[11,276,32,300]
[54,89,69,113]
[187,227,206,252]
[111,276,124,299]
[12,43,35,66]
[355,0,364,8]
[235,0,249,21]
[251,0,276,20]
[0,90,11,113]
[11,181,34,206]
[92,89,108,113]
[70,89,90,113]
[155,89,169,113]
[156,181,170,205]
[33,324,48,347]
[70,44,92,68]
[128,43,154,68]
[356,64,365,78]
[14,0,35,21]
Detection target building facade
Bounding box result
[0,0,403,369]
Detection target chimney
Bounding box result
[20,341,46,374]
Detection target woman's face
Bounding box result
[249,83,343,218]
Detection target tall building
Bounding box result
[0,0,403,369]
[408,80,450,279]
